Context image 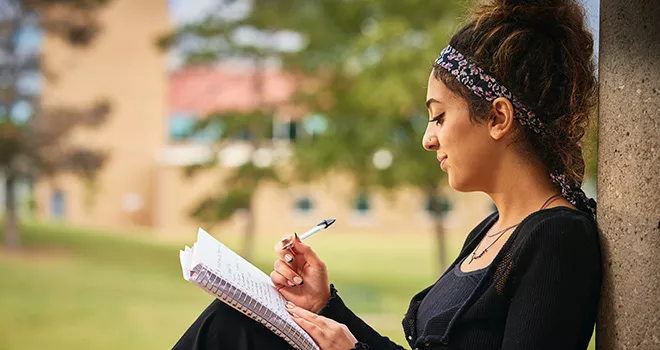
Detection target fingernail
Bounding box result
[294,232,299,240]
[293,276,303,284]
[288,281,296,287]
[285,254,294,263]
[286,302,294,309]
[281,236,289,242]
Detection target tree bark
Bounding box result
[241,199,255,262]
[427,187,446,269]
[4,174,20,250]
[239,55,265,262]
[433,215,446,270]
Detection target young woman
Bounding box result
[173,0,602,349]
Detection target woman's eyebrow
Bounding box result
[425,98,442,110]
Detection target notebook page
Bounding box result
[180,246,192,280]
[191,228,300,324]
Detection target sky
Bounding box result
[166,0,600,33]
[167,0,220,24]
[582,0,600,59]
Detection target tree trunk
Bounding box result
[241,198,255,262]
[427,187,446,269]
[4,174,20,250]
[433,215,446,270]
[239,55,264,262]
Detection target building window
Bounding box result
[287,121,297,140]
[294,197,314,214]
[169,114,224,143]
[122,193,143,213]
[168,114,196,141]
[273,119,298,141]
[353,194,371,215]
[229,128,252,141]
[302,114,328,136]
[425,195,452,217]
[193,118,223,143]
[51,190,65,220]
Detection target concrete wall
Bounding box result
[597,0,660,348]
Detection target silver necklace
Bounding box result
[468,193,563,264]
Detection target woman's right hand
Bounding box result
[271,233,331,314]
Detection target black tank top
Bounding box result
[416,255,488,336]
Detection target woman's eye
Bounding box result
[430,113,445,126]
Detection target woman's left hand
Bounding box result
[286,301,358,350]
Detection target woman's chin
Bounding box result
[447,174,475,193]
[447,174,459,191]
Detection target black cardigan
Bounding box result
[320,207,602,350]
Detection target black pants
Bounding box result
[173,299,295,350]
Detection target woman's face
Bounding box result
[422,72,500,192]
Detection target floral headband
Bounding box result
[434,45,597,219]
[435,45,547,135]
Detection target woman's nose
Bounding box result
[423,134,439,151]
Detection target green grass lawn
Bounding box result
[0,222,595,349]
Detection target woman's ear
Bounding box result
[488,97,515,140]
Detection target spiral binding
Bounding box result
[192,265,319,350]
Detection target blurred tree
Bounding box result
[583,107,598,182]
[0,0,111,250]
[162,0,467,267]
[277,0,466,268]
[167,0,600,267]
[183,106,282,262]
[160,3,284,260]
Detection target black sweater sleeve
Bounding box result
[319,285,407,350]
[500,213,602,349]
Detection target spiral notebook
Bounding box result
[180,228,319,350]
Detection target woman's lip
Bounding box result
[438,156,447,170]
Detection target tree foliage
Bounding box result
[164,0,470,266]
[0,0,111,249]
[169,0,600,266]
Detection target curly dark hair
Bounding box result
[433,0,598,188]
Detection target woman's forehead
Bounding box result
[426,75,453,104]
